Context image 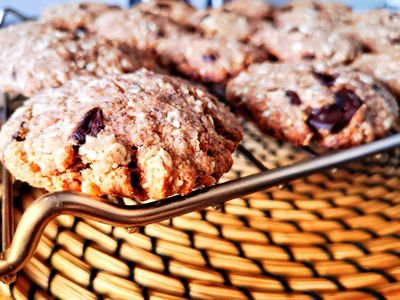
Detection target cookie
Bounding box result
[226,62,398,149]
[187,8,260,42]
[156,34,268,83]
[250,0,358,65]
[93,8,184,51]
[41,2,121,31]
[134,0,195,25]
[222,0,272,20]
[0,22,157,96]
[251,22,360,66]
[346,10,400,53]
[276,0,352,25]
[0,69,242,200]
[351,52,400,98]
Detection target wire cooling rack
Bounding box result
[0,7,400,284]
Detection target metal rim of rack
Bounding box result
[1,7,400,283]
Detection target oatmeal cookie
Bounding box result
[187,8,260,42]
[0,22,157,96]
[93,8,184,51]
[346,10,400,53]
[0,69,242,200]
[276,0,352,25]
[41,2,121,31]
[251,22,360,65]
[222,0,272,20]
[134,0,195,25]
[250,0,357,65]
[350,52,400,98]
[226,62,398,149]
[156,34,268,83]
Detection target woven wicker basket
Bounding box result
[6,122,400,299]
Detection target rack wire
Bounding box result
[0,7,400,285]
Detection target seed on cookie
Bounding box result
[226,62,398,149]
[0,69,242,200]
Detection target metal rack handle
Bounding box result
[1,133,399,282]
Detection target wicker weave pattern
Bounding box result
[11,123,400,299]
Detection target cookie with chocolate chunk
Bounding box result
[134,0,195,25]
[41,2,121,31]
[0,22,157,96]
[156,34,268,83]
[0,69,242,200]
[226,62,398,149]
[222,0,272,20]
[351,52,400,98]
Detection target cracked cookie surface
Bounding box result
[0,69,242,200]
[226,62,398,149]
[0,22,157,96]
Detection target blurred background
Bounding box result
[1,0,399,17]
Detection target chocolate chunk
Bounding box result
[361,45,372,53]
[75,26,88,34]
[390,37,400,44]
[156,3,171,9]
[12,132,25,142]
[308,88,362,133]
[268,52,279,62]
[372,83,381,91]
[202,53,218,63]
[302,53,316,61]
[312,3,322,11]
[12,122,27,141]
[157,29,166,37]
[285,90,301,105]
[334,88,362,121]
[312,71,337,87]
[71,107,105,145]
